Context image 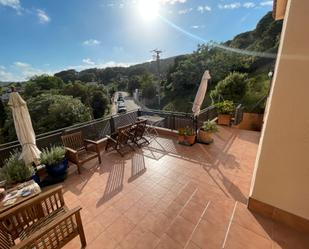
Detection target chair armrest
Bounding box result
[106,135,117,143]
[64,147,77,154]
[65,147,79,162]
[12,207,83,249]
[84,139,99,145]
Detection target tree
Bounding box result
[24,75,64,98]
[1,94,92,142]
[140,74,156,99]
[78,72,96,83]
[62,81,89,105]
[0,101,7,128]
[91,91,109,119]
[210,72,248,103]
[128,75,141,95]
[54,69,78,83]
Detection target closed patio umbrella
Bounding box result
[8,91,41,165]
[192,70,211,116]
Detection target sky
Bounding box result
[0,0,273,81]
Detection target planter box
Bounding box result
[198,130,214,144]
[218,114,231,126]
[236,112,264,131]
[178,135,196,146]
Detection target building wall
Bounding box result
[250,0,309,220]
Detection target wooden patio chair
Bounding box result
[105,124,135,157]
[0,186,86,249]
[129,119,149,147]
[61,131,102,174]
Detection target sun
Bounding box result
[138,0,160,21]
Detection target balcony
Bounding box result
[51,125,306,248]
[0,107,308,248]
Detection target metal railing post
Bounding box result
[110,115,115,134]
[172,114,176,130]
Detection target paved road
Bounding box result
[111,91,140,115]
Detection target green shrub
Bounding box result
[215,100,235,115]
[210,72,247,103]
[41,146,66,166]
[0,151,34,184]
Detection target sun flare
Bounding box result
[138,0,160,21]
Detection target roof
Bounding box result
[273,0,288,20]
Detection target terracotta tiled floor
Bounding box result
[58,126,309,249]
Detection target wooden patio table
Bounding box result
[0,180,41,214]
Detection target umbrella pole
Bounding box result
[194,115,198,143]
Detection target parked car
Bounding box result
[117,101,127,113]
[117,96,124,102]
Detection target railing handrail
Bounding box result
[0,109,141,149]
[0,106,215,152]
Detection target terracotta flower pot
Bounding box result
[185,135,196,145]
[218,114,231,126]
[198,130,214,144]
[178,135,185,143]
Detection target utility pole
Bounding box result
[151,49,163,107]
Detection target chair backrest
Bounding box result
[117,124,133,145]
[0,228,14,249]
[61,131,85,151]
[0,186,65,241]
[133,120,147,139]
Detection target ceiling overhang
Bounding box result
[273,0,288,20]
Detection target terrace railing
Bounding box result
[0,107,218,166]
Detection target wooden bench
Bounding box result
[0,186,86,249]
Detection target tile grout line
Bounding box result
[154,185,199,248]
[221,201,238,249]
[183,200,211,249]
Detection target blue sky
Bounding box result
[0,0,273,81]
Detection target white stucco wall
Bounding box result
[250,0,309,220]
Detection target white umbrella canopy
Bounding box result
[192,70,211,116]
[8,91,41,165]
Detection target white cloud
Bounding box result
[243,2,255,8]
[69,61,134,71]
[260,1,273,6]
[197,5,212,13]
[0,66,15,81]
[160,0,186,4]
[0,62,54,81]
[191,25,205,29]
[14,61,30,68]
[14,61,53,79]
[178,7,192,14]
[37,9,50,23]
[0,0,21,10]
[218,2,241,9]
[83,39,101,46]
[82,58,95,66]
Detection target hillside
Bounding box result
[161,11,283,112]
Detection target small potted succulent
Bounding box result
[215,100,235,126]
[178,127,196,145]
[184,127,196,145]
[0,151,34,186]
[41,146,68,177]
[198,120,218,144]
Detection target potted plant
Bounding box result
[198,120,218,144]
[41,146,68,177]
[215,100,235,126]
[178,127,196,145]
[184,127,196,145]
[177,128,186,143]
[0,151,34,186]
